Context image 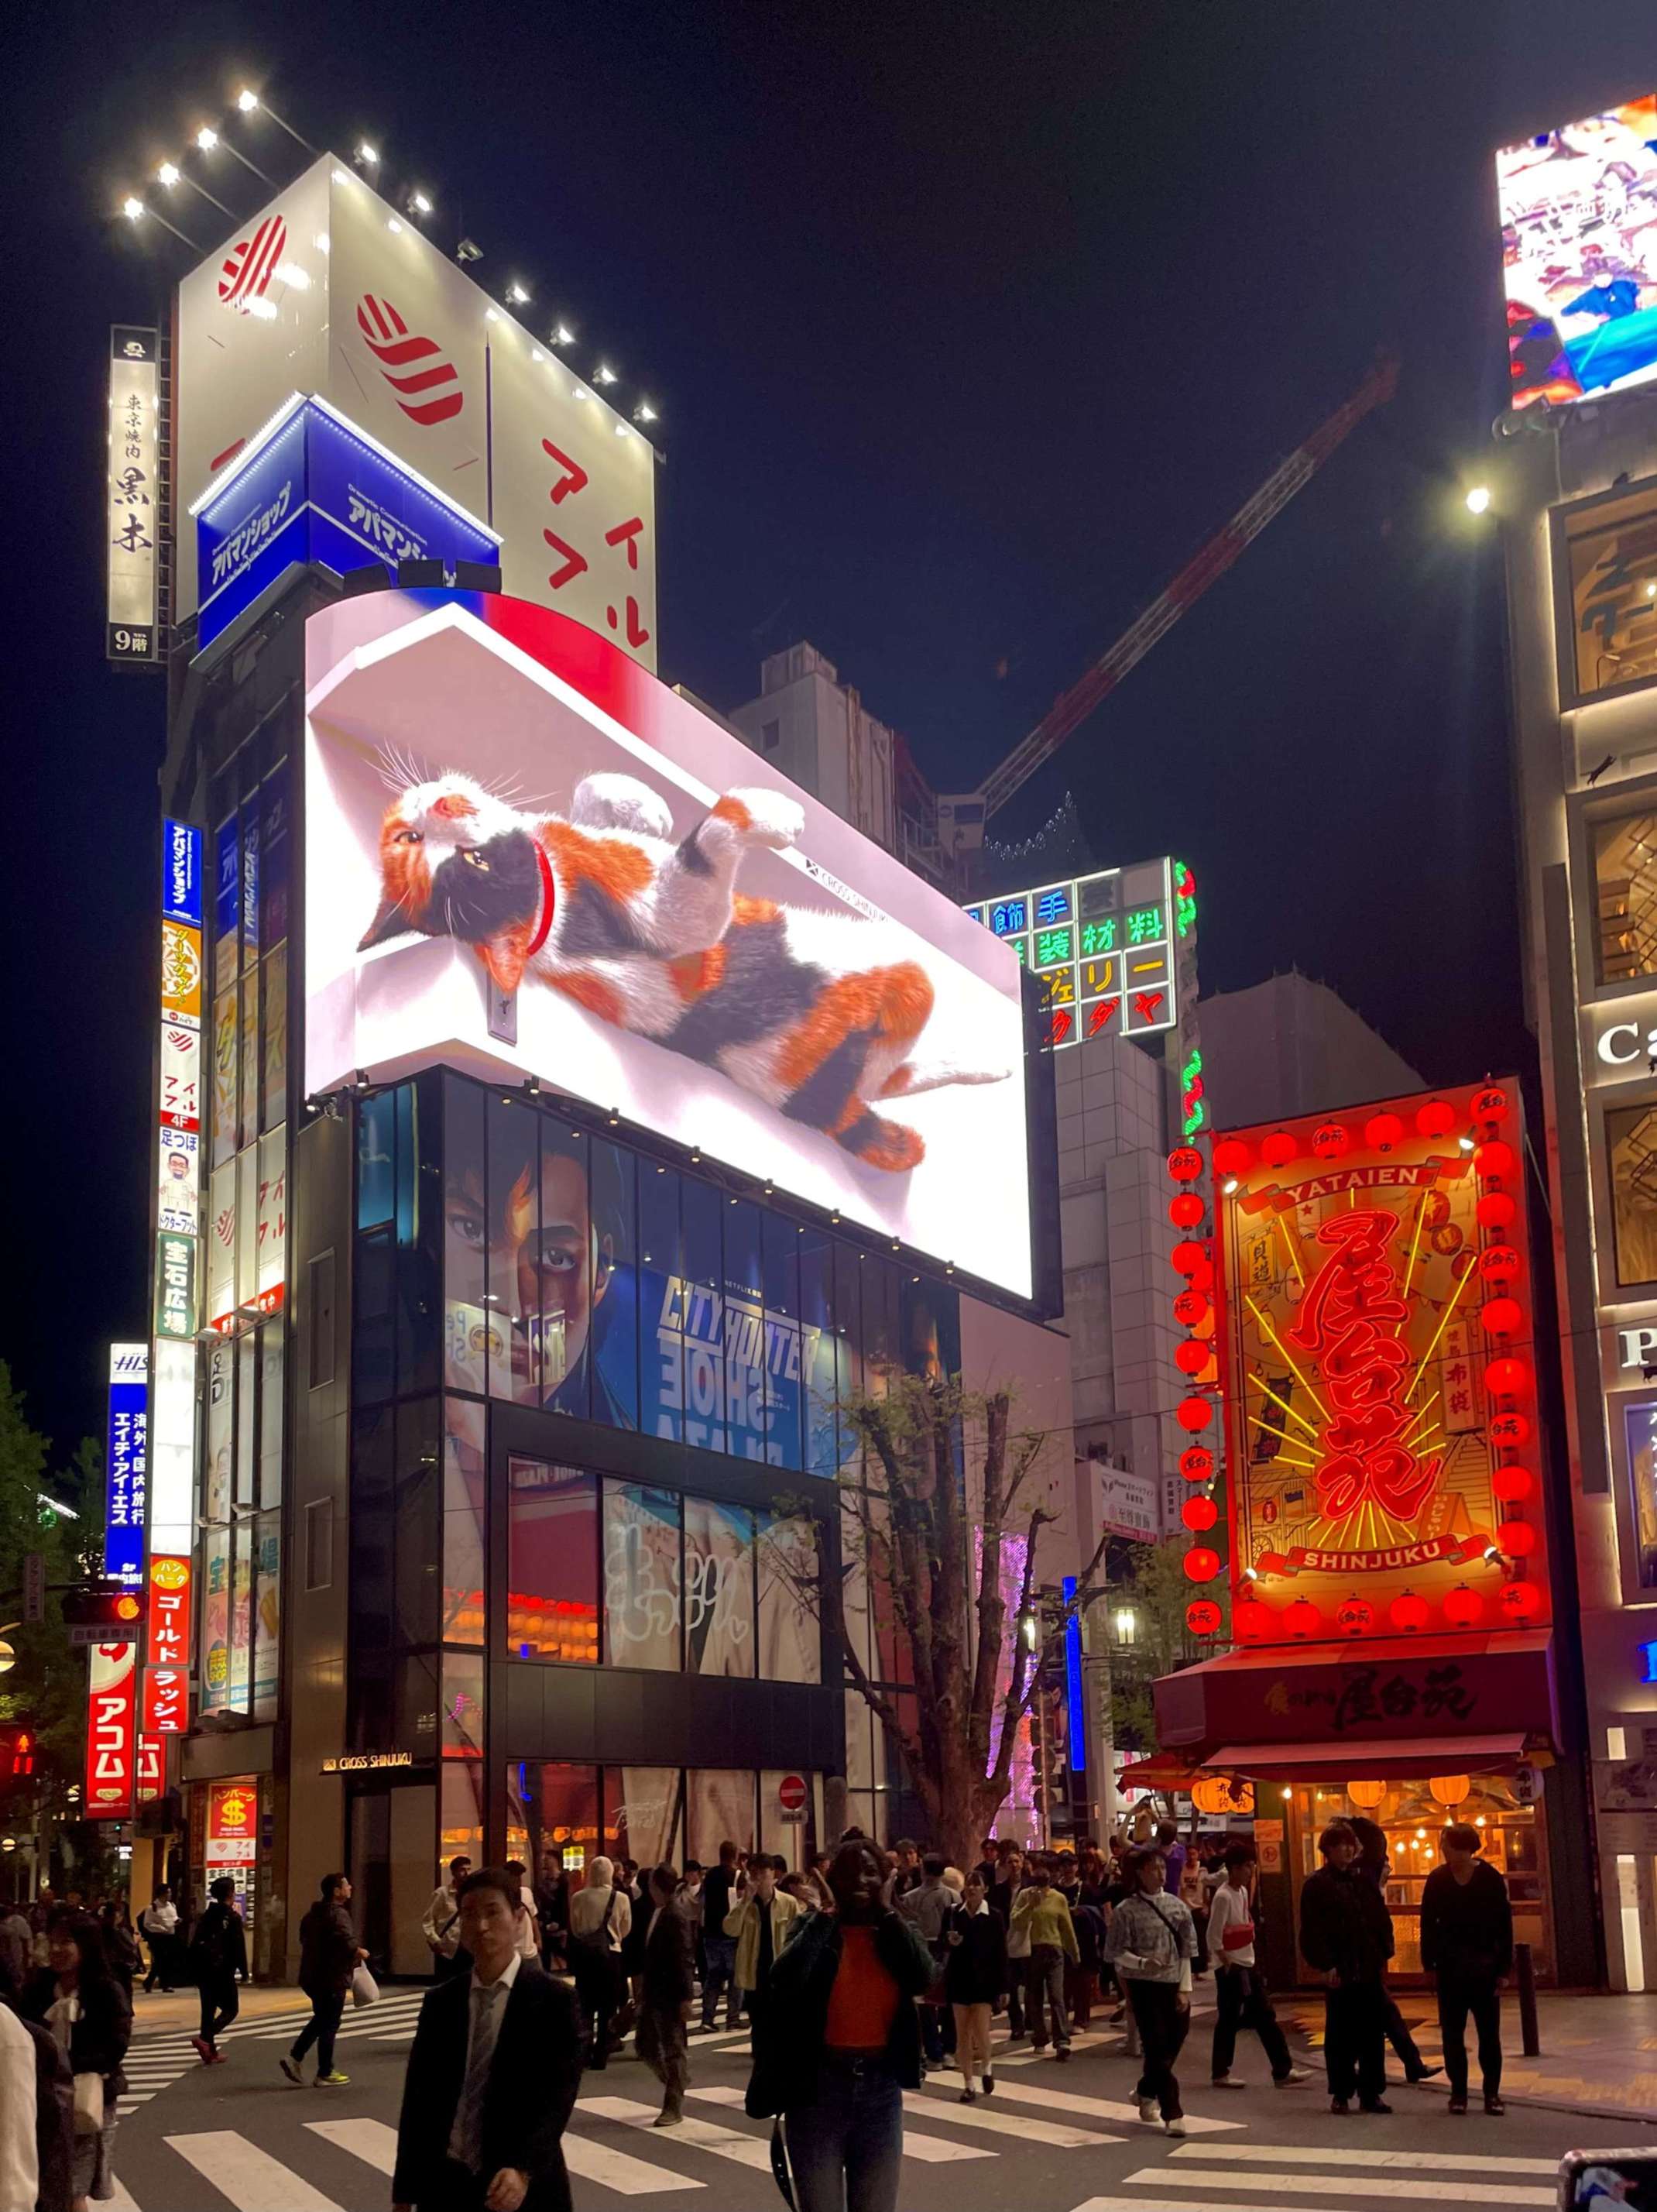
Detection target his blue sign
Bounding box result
[194,395,499,647]
[105,1345,149,1587]
[162,819,202,928]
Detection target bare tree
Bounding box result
[781,1371,1107,1870]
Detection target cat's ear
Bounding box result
[479,926,530,997]
[359,896,417,951]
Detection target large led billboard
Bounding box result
[1498,98,1657,409]
[175,158,657,659]
[1208,1082,1550,1644]
[305,591,1036,1300]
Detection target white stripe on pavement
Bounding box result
[1120,2168,1553,2206]
[305,2118,397,2172]
[581,2094,774,2172]
[164,2130,347,2210]
[1171,2145,1559,2176]
[687,2085,992,2162]
[564,2132,709,2193]
[928,2076,1240,2134]
[901,2090,1101,2147]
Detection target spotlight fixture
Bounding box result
[455,237,482,264]
[355,141,380,167]
[506,280,530,305]
[1465,484,1491,516]
[407,189,432,216]
[236,88,260,112]
[633,400,658,424]
[122,196,144,220]
[551,323,575,346]
[523,1075,541,1097]
[1458,1135,1476,1154]
[689,1146,702,1165]
[157,161,180,186]
[593,362,618,386]
[1222,1176,1239,1196]
[608,1108,620,1127]
[196,126,218,150]
[829,1210,840,1225]
[352,1068,372,1092]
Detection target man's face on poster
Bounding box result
[446,1139,612,1397]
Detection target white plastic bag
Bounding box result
[351,1963,379,2010]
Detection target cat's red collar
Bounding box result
[525,841,557,959]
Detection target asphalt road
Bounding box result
[108,1986,1638,2211]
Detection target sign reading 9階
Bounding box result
[1208,1083,1549,1646]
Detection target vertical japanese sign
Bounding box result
[149,822,204,1755]
[963,857,1185,1050]
[84,1644,137,1819]
[107,327,160,665]
[104,1345,148,1586]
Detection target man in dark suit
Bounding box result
[393,1866,582,2212]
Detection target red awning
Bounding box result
[1210,1733,1528,1783]
[1117,1752,1208,1789]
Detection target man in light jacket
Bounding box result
[420,1856,472,1984]
[1104,1843,1197,2134]
[723,1853,801,2037]
[568,1856,632,2069]
[1010,1859,1079,2060]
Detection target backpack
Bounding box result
[571,1886,617,1958]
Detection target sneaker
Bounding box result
[958,2089,976,2104]
[1165,2116,1188,2136]
[1212,2073,1247,2090]
[1138,2097,1160,2125]
[981,2073,995,2096]
[1484,2095,1505,2116]
[1448,2094,1468,2114]
[1359,2098,1393,2114]
[654,2104,683,2128]
[209,2051,229,2065]
[1330,2097,1350,2114]
[279,2057,303,2085]
[1274,2067,1312,2086]
[316,2071,350,2087]
[190,2036,212,2064]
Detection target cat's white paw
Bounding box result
[726,787,805,850]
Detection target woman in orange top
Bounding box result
[746,1839,935,2212]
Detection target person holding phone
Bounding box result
[1206,1844,1309,2090]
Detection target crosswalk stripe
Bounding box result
[304,2117,397,2173]
[930,2077,1240,2135]
[686,2085,992,2162]
[581,2094,774,2172]
[164,2129,348,2210]
[1171,2145,1559,2177]
[1120,2168,1553,2206]
[901,2089,1102,2147]
[564,2131,710,2193]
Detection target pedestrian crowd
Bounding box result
[0,1812,1516,2212]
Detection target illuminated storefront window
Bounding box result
[1624,1400,1657,1588]
[1595,813,1657,985]
[1608,1103,1657,1288]
[1558,482,1657,702]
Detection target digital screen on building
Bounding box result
[963,859,1191,1049]
[1498,97,1657,410]
[1209,1081,1549,1644]
[304,591,1036,1301]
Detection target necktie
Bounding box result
[453,1980,503,2171]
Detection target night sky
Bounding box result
[9,1,1657,1455]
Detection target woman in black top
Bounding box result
[944,1872,1007,2103]
[21,1911,131,2212]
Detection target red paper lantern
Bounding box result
[1478,1245,1521,1283]
[1365,1111,1404,1152]
[1312,1122,1350,1160]
[1491,1465,1533,1503]
[1477,1190,1517,1231]
[1173,1287,1209,1328]
[1187,1256,1214,1293]
[1168,1146,1204,1183]
[1497,1519,1537,1558]
[1212,1137,1253,1177]
[1233,1596,1275,1640]
[1176,1396,1213,1433]
[1499,1580,1542,1623]
[1183,1546,1221,1583]
[1182,1494,1218,1532]
[1175,1338,1209,1376]
[1474,1139,1515,1180]
[1471,1084,1509,1122]
[1171,1239,1208,1278]
[1282,1595,1322,1639]
[1489,1410,1531,1447]
[1259,1130,1298,1169]
[1480,1296,1523,1338]
[1485,1356,1530,1397]
[1185,1599,1223,1637]
[1442,1584,1485,1630]
[1389,1589,1431,1633]
[1178,1444,1215,1482]
[1169,1192,1206,1230]
[1335,1594,1377,1637]
[1416,1099,1458,1140]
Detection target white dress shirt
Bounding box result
[0,2002,38,2212]
[446,1949,522,2169]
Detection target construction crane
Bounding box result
[934,352,1400,885]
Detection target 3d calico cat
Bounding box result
[358,768,1008,1171]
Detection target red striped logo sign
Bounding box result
[218,213,287,313]
[356,294,465,424]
